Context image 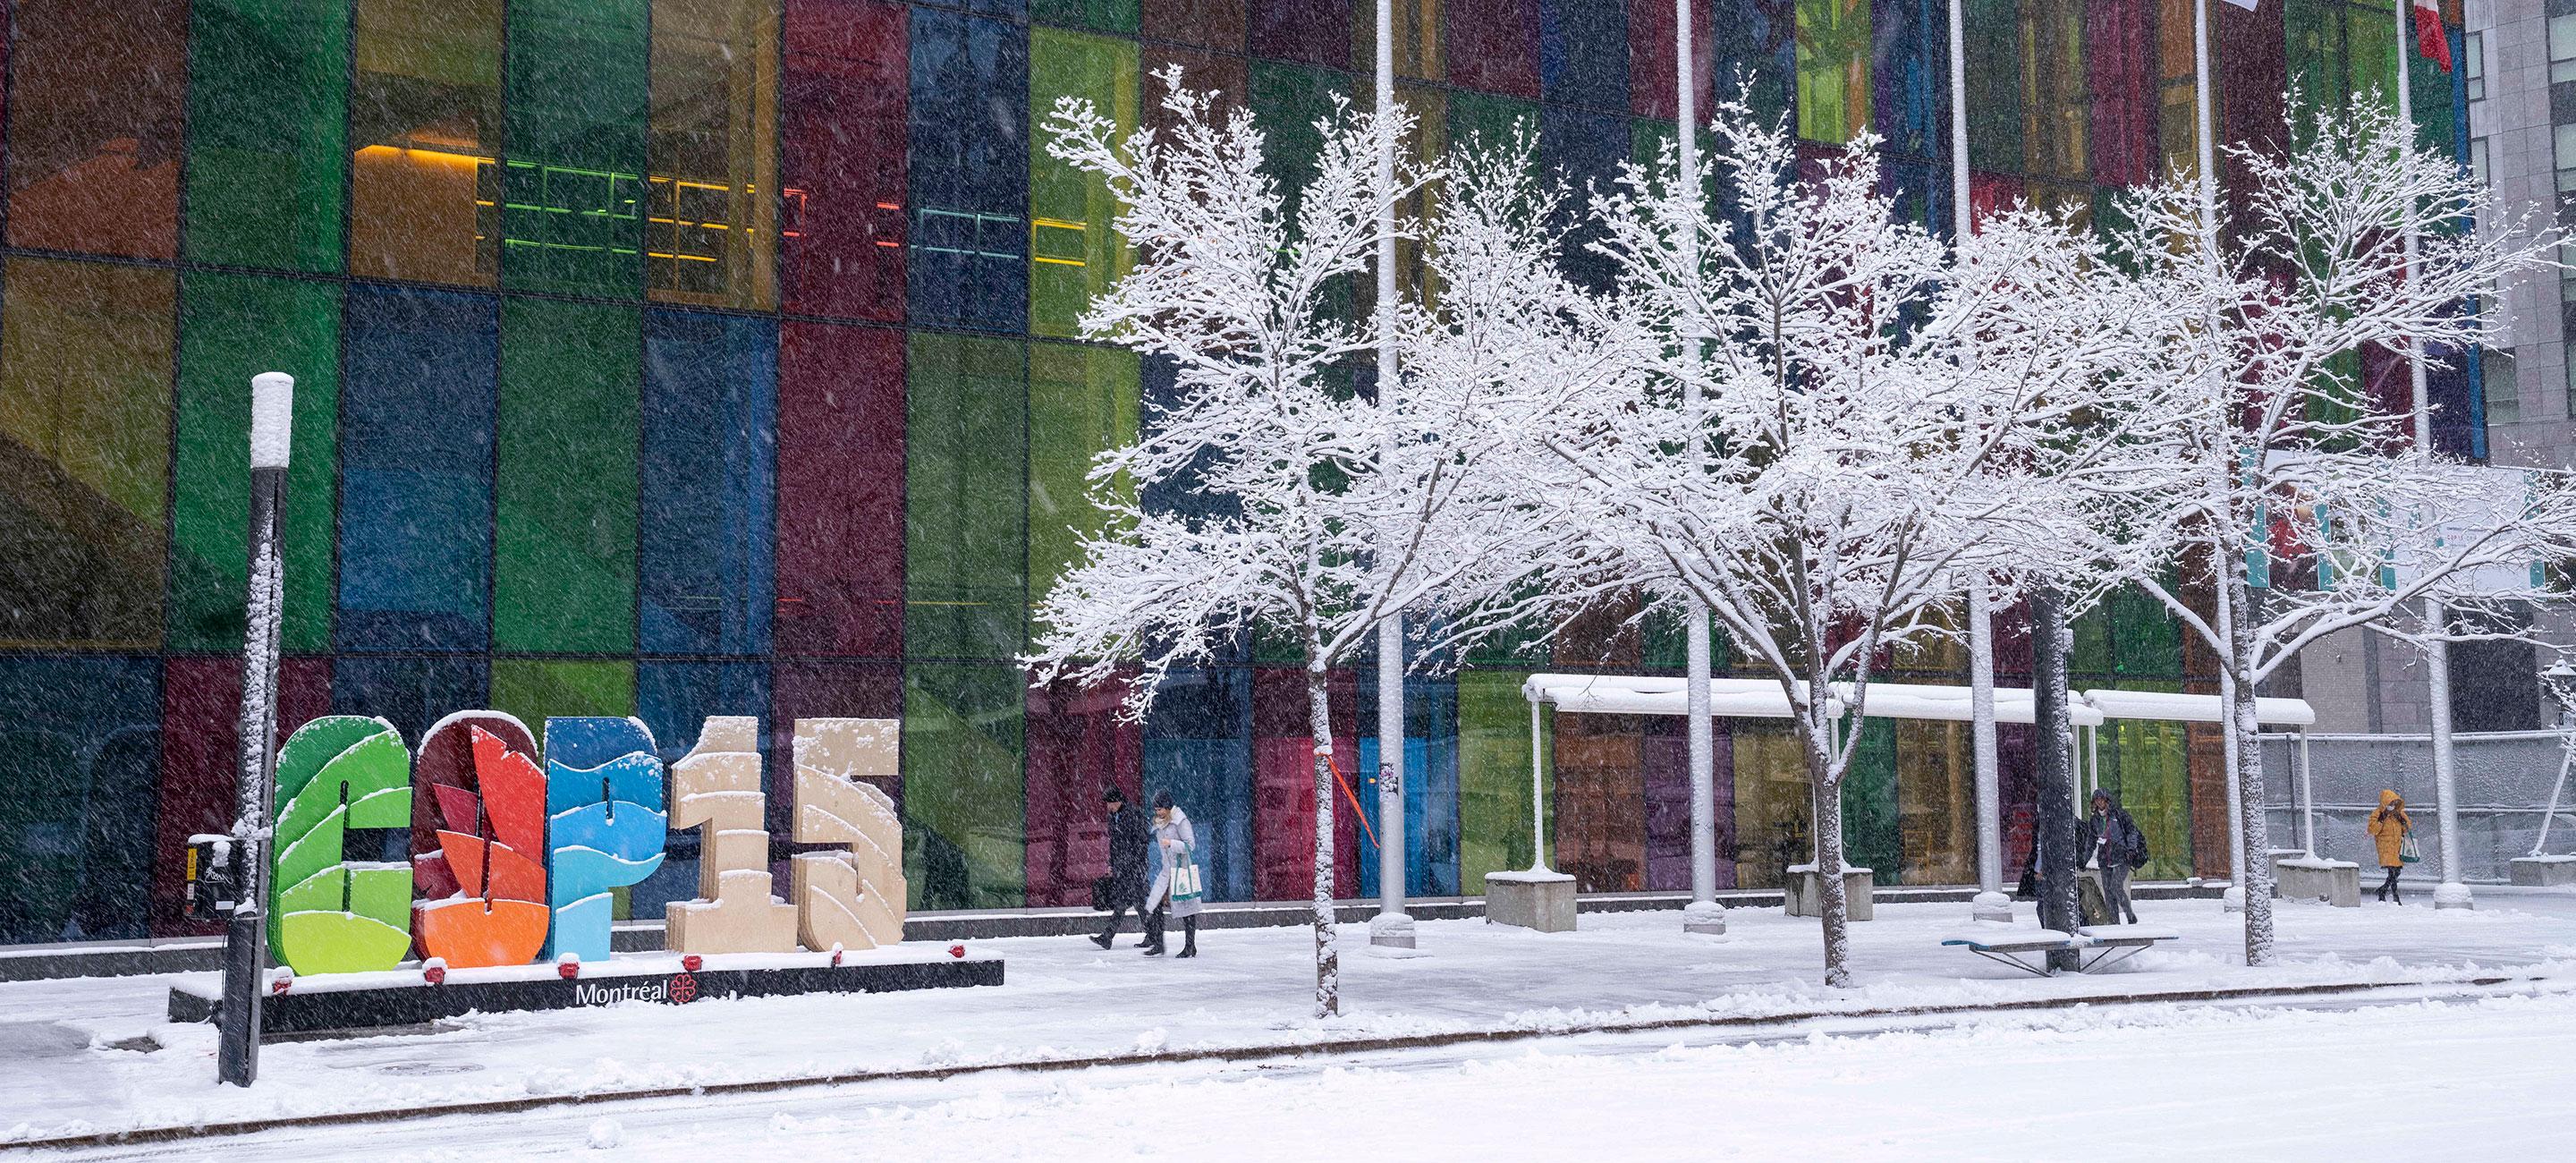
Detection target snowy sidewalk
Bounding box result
[9,888,2576,1143]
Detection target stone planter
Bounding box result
[1484,870,1578,932]
[2272,853,2360,907]
[2509,856,2576,887]
[1783,865,1874,921]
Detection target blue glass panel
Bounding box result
[1541,105,1628,293]
[632,660,771,913]
[337,286,497,651]
[1357,675,1461,897]
[641,309,777,654]
[907,6,1029,332]
[0,657,160,944]
[1538,0,1626,111]
[1142,666,1252,902]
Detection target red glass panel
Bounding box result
[2085,0,2156,188]
[1555,709,1647,893]
[1143,43,1249,130]
[1025,671,1143,907]
[1252,667,1359,901]
[776,321,905,657]
[4,0,188,258]
[784,0,908,319]
[1968,170,2025,231]
[2214,0,2286,227]
[1626,0,1713,120]
[153,658,330,935]
[1249,0,1348,66]
[1446,0,1540,98]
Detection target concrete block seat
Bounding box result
[2510,855,2576,887]
[1783,864,1874,921]
[2273,853,2361,906]
[1484,870,1577,932]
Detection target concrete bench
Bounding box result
[1942,926,2179,977]
[1484,870,1577,932]
[2510,855,2576,887]
[2273,854,2360,906]
[1784,864,1874,921]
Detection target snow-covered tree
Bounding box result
[2092,98,2576,964]
[1026,75,1594,1018]
[1534,99,2170,987]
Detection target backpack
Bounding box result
[2125,815,2150,870]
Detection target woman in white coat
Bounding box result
[1142,791,1201,958]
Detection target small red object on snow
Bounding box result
[830,947,844,967]
[948,944,965,959]
[270,971,292,996]
[682,955,702,972]
[423,964,446,986]
[557,960,580,980]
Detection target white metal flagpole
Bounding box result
[1677,0,1725,938]
[1370,0,1416,948]
[2392,0,2471,911]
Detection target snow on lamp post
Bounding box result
[218,371,293,1087]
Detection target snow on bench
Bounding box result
[1941,926,2180,977]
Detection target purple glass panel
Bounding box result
[775,322,905,657]
[784,0,908,320]
[1446,0,1541,98]
[1025,671,1143,907]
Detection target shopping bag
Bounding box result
[2400,835,2422,864]
[1170,845,1205,904]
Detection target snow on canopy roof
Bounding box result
[2079,689,2317,726]
[1520,675,2104,726]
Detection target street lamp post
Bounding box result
[216,372,294,1087]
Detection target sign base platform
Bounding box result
[167,949,1004,1036]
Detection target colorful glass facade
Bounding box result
[0,0,2472,945]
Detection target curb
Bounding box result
[8,971,2548,1151]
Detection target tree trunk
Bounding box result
[2224,570,2277,966]
[2030,583,2082,972]
[1805,735,1853,988]
[1305,662,1342,1018]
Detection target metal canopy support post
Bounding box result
[2299,729,2318,857]
[217,372,295,1087]
[1676,0,1724,938]
[1528,698,1551,872]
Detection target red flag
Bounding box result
[2413,0,2453,72]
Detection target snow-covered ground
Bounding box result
[10,887,2576,1147]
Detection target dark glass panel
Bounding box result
[905,332,1027,660]
[1539,0,1627,110]
[1252,667,1359,902]
[650,0,782,309]
[1541,105,1629,291]
[1963,0,2024,174]
[329,656,488,743]
[641,310,778,656]
[336,287,497,652]
[1870,0,1942,162]
[496,300,640,654]
[1141,0,1247,49]
[1036,0,1142,32]
[350,0,504,285]
[4,0,187,258]
[185,0,349,272]
[504,0,652,296]
[1144,667,1253,901]
[776,322,905,657]
[154,658,331,934]
[784,0,909,320]
[1627,0,1714,119]
[0,259,174,648]
[902,662,1026,909]
[1554,707,1645,893]
[170,275,341,654]
[908,7,1030,332]
[0,657,160,944]
[1250,0,1352,66]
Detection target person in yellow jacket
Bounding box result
[2367,789,2414,904]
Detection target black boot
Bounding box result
[1176,917,1198,958]
[1090,931,1114,950]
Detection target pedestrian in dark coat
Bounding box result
[1090,787,1151,949]
[2080,789,2146,925]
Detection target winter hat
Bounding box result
[1152,790,1174,811]
[1105,786,1125,804]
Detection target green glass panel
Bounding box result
[1963,0,2023,174]
[1795,0,1870,143]
[1640,607,1733,672]
[2098,677,2193,879]
[1027,343,1139,624]
[1842,717,1900,885]
[902,662,1026,910]
[1446,89,1537,160]
[2349,8,2400,117]
[1030,30,1140,339]
[2403,12,2452,157]
[496,298,640,652]
[0,259,174,648]
[1032,0,1139,34]
[907,332,1028,660]
[2071,602,2114,676]
[184,0,350,272]
[489,658,638,728]
[1459,671,1552,887]
[504,0,650,295]
[171,274,341,653]
[2110,585,2183,677]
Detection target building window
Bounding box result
[2465,30,2483,103]
[2484,348,2519,427]
[2470,136,2488,187]
[2554,14,2576,85]
[2556,123,2576,194]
